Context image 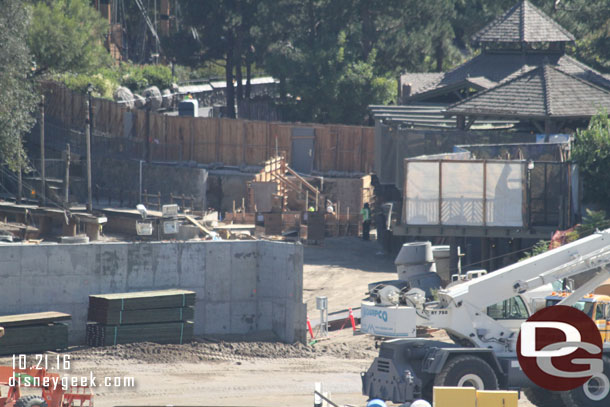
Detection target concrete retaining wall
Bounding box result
[0,240,305,344]
[90,159,208,209]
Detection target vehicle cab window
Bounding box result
[596,304,605,320]
[487,296,529,320]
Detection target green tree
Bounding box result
[520,240,550,260]
[572,111,610,209]
[553,0,610,72]
[258,0,396,124]
[166,0,258,118]
[28,0,111,74]
[0,0,38,171]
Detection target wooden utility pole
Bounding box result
[86,90,93,212]
[40,95,46,206]
[64,143,70,206]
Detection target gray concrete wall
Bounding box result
[206,170,255,213]
[0,240,305,344]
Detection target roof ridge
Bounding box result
[546,64,610,95]
[472,0,574,44]
[541,64,552,115]
[446,66,541,111]
[522,1,575,42]
[520,1,526,42]
[472,2,521,42]
[447,64,610,118]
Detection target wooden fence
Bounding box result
[42,82,374,173]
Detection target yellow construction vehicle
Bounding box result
[545,291,610,342]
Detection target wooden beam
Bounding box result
[285,165,319,194]
[184,214,212,235]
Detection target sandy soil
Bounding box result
[0,237,534,407]
[303,237,396,312]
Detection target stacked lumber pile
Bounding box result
[0,312,70,355]
[86,289,195,346]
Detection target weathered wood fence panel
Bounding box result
[42,82,375,173]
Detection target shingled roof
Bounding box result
[472,1,574,44]
[406,52,610,100]
[446,65,610,118]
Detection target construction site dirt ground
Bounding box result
[0,237,534,406]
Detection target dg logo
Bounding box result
[517,305,609,402]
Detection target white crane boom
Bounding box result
[440,229,610,309]
[421,228,610,352]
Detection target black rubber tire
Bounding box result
[560,356,610,407]
[15,395,48,407]
[433,354,499,390]
[523,386,566,407]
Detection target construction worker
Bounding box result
[326,200,335,214]
[308,205,315,212]
[361,202,371,240]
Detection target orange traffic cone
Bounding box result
[307,316,315,339]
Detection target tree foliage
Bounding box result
[572,111,610,209]
[553,0,610,72]
[28,0,111,74]
[0,0,38,171]
[144,0,610,124]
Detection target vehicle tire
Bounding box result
[559,356,610,407]
[15,395,48,407]
[523,386,566,407]
[433,355,499,390]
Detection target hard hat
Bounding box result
[410,400,432,407]
[366,399,387,407]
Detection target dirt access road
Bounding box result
[0,237,534,406]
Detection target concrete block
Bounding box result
[95,244,128,292]
[272,300,287,341]
[293,303,307,343]
[283,300,296,343]
[179,242,206,288]
[2,239,304,345]
[256,300,273,331]
[230,301,257,334]
[21,274,92,308]
[256,266,277,299]
[204,242,231,301]
[230,242,258,300]
[260,243,290,299]
[152,243,180,287]
[48,244,94,276]
[193,300,205,335]
[126,243,155,288]
[0,246,21,273]
[20,246,48,276]
[0,276,22,308]
[204,301,231,334]
[292,245,304,303]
